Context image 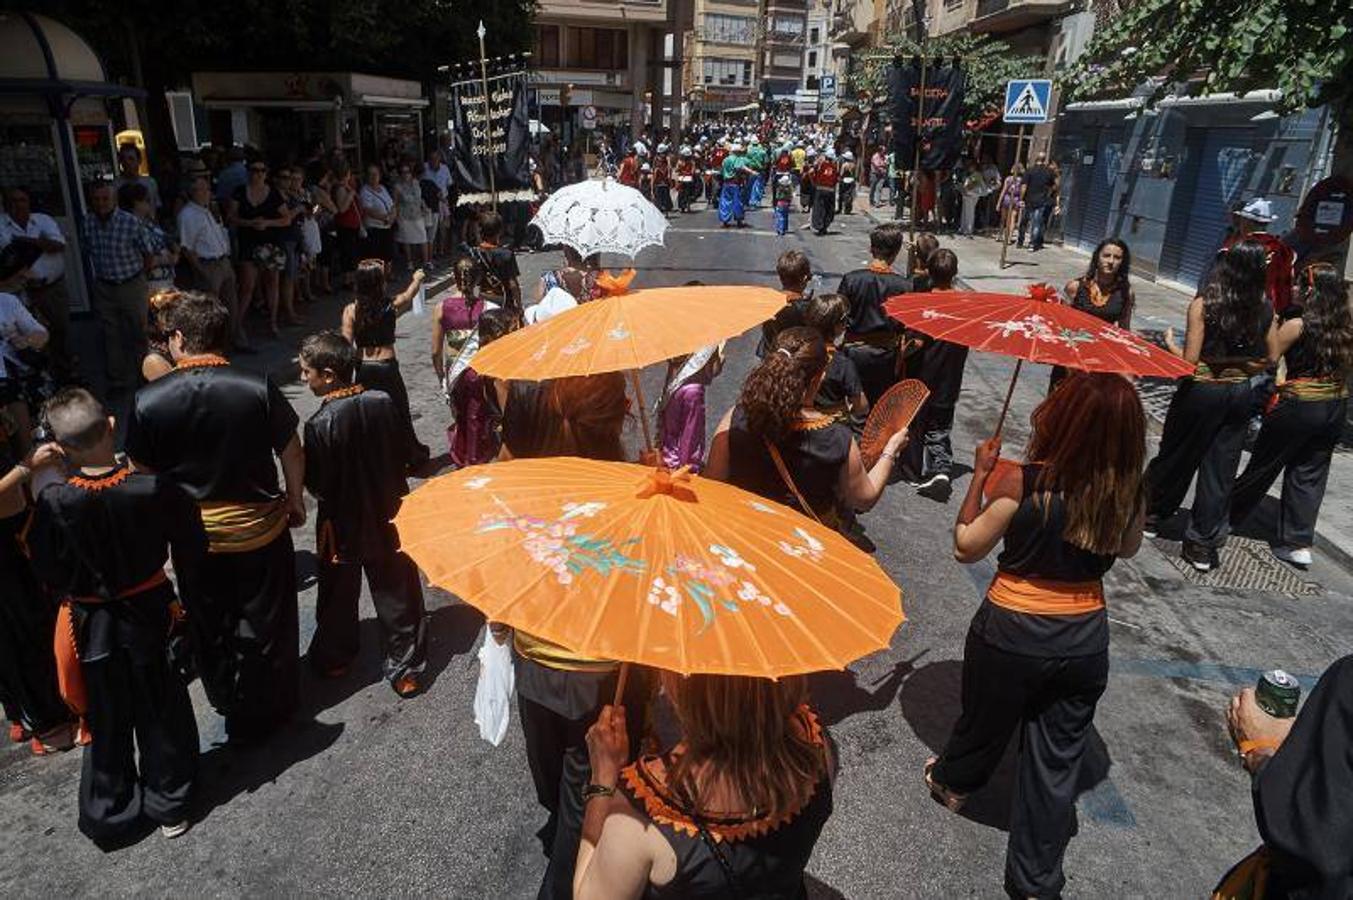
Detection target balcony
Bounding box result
[969,0,1074,34]
[537,0,669,23]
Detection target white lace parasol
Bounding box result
[530,178,668,258]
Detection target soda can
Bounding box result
[1255,669,1301,719]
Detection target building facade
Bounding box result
[533,0,686,141]
[684,0,761,117]
[763,0,809,102]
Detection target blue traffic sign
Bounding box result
[1003,79,1052,124]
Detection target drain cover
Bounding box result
[1150,535,1322,597]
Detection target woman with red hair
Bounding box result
[926,371,1147,899]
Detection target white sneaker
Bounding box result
[1272,546,1312,568]
[161,821,191,840]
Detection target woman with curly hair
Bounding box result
[705,327,907,528]
[1228,263,1353,568]
[341,259,429,471]
[1145,239,1277,572]
[927,371,1147,900]
[142,289,182,383]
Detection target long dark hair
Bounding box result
[1029,371,1146,554]
[739,327,828,443]
[1298,264,1353,380]
[1084,238,1131,291]
[1202,240,1270,351]
[352,259,388,347]
[502,373,628,461]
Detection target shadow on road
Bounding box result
[898,659,1113,834]
[809,653,925,727]
[806,873,849,899]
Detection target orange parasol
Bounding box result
[469,285,787,380]
[395,458,904,678]
[468,284,787,447]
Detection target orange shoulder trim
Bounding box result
[69,467,132,492]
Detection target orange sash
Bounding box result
[54,569,172,717]
[987,572,1105,616]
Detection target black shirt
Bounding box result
[977,463,1115,658]
[816,350,863,412]
[472,244,521,312]
[127,363,300,504]
[757,293,811,358]
[727,405,852,520]
[836,268,911,336]
[304,387,409,561]
[1021,164,1056,208]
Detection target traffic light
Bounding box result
[561,83,573,107]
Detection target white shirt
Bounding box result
[177,201,231,260]
[0,291,47,379]
[359,184,394,230]
[0,212,66,284]
[423,162,451,199]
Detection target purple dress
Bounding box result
[660,382,707,472]
[441,296,496,467]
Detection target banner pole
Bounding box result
[477,21,498,211]
[909,56,927,242]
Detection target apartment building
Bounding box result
[683,0,760,115]
[533,0,688,140]
[763,0,809,101]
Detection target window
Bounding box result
[807,50,817,68]
[567,27,629,69]
[535,25,561,67]
[702,58,753,87]
[773,16,804,36]
[809,27,820,44]
[705,14,755,44]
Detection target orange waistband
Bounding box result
[987,572,1105,616]
[70,568,169,605]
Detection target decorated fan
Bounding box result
[860,379,930,468]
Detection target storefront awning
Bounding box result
[200,98,338,110]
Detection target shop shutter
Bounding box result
[1161,127,1259,290]
[1078,128,1125,252]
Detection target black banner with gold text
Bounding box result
[888,61,965,172]
[449,72,533,204]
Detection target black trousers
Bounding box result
[842,343,899,409]
[933,627,1109,899]
[0,514,71,734]
[838,183,856,214]
[1145,378,1255,547]
[811,185,836,234]
[358,357,430,469]
[900,341,969,481]
[1230,395,1347,549]
[516,658,648,900]
[80,641,199,841]
[309,550,427,684]
[194,531,299,741]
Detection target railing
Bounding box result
[975,0,1009,16]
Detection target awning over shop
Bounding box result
[191,71,426,110]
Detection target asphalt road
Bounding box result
[3,203,1351,898]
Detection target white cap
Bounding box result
[641,162,651,171]
[825,149,837,160]
[679,145,692,155]
[731,142,744,152]
[1236,197,1276,223]
[658,143,669,153]
[842,151,854,161]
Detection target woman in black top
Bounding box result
[1145,240,1278,572]
[1049,238,1135,391]
[228,161,295,337]
[705,327,907,529]
[574,673,834,899]
[1228,264,1353,567]
[927,371,1146,900]
[341,260,429,471]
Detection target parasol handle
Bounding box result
[629,370,655,451]
[612,661,629,707]
[993,358,1023,440]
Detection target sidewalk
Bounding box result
[860,206,1353,572]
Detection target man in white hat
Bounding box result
[809,149,840,235]
[1206,196,1296,313]
[745,135,768,208]
[838,150,858,215]
[718,143,756,228]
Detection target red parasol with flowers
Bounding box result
[884,283,1193,434]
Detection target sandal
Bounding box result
[924,756,968,813]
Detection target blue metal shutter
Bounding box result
[1077,128,1125,252]
[1164,127,1260,289]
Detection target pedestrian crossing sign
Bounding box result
[1003,80,1052,124]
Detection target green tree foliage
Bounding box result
[1064,0,1353,113]
[849,32,1044,121]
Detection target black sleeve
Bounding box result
[124,394,157,471]
[25,498,74,597]
[266,376,301,455]
[162,478,208,608]
[1253,654,1353,886]
[302,417,328,502]
[841,355,864,398]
